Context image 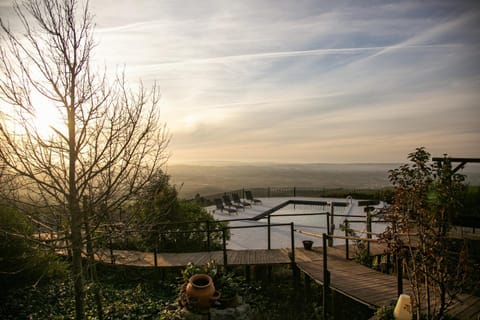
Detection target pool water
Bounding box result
[219,200,388,250]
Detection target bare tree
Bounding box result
[0,1,170,319]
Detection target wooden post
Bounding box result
[386,253,391,273]
[206,220,211,251]
[109,234,114,264]
[291,222,299,286]
[344,219,350,260]
[267,215,271,250]
[366,207,372,256]
[290,222,295,265]
[323,233,329,320]
[293,186,296,198]
[326,210,330,241]
[330,204,335,232]
[153,227,159,267]
[153,247,158,267]
[396,254,403,296]
[222,228,228,267]
[329,204,334,246]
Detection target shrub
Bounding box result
[0,205,67,291]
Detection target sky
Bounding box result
[1,0,480,164]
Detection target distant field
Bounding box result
[167,163,480,199]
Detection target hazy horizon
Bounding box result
[168,162,480,198]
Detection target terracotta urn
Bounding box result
[185,274,216,309]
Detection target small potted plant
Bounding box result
[216,273,240,308]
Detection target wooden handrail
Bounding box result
[295,229,380,242]
[348,228,382,236]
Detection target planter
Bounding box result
[211,290,221,305]
[185,274,216,309]
[219,293,240,308]
[302,240,314,250]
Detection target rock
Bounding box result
[168,302,254,320]
[235,303,251,316]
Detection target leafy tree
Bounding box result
[381,147,473,319]
[0,1,169,319]
[133,172,227,253]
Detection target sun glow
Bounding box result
[31,105,65,139]
[25,88,66,140]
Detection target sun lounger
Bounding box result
[245,190,262,204]
[214,198,237,214]
[223,194,244,211]
[232,193,252,208]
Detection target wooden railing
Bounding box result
[99,218,297,268]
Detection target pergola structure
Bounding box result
[432,156,480,173]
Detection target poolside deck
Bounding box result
[209,196,382,250]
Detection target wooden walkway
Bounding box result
[295,246,480,319]
[295,246,411,308]
[95,248,300,267]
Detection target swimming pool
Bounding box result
[212,197,388,250]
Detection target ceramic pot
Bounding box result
[185,274,216,309]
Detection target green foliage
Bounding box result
[242,266,325,320]
[124,171,229,253]
[353,241,373,267]
[339,219,355,237]
[0,269,178,319]
[2,261,375,320]
[375,305,394,320]
[0,205,67,291]
[181,260,219,283]
[454,186,480,227]
[0,206,33,268]
[179,260,240,300]
[340,219,373,267]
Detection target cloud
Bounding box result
[89,1,480,162]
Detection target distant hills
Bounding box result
[167,163,480,199]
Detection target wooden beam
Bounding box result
[432,157,480,173]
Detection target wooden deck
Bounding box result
[95,248,304,267]
[447,294,480,320]
[296,246,480,320]
[295,246,411,308]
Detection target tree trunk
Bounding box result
[84,197,104,320]
[71,211,85,320]
[68,94,84,319]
